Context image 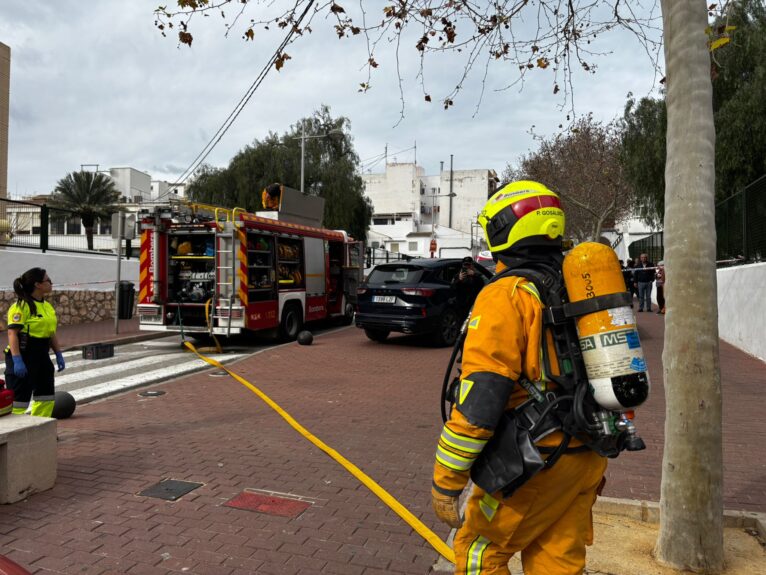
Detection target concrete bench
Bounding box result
[0,415,57,504]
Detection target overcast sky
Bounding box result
[2,1,663,198]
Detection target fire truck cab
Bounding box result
[137,200,363,340]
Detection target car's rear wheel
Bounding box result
[364,328,390,342]
[432,308,459,347]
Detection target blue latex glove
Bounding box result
[12,355,28,378]
[55,351,66,372]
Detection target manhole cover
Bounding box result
[224,491,312,517]
[138,390,166,397]
[139,479,203,501]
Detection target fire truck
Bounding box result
[136,191,363,340]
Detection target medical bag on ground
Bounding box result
[0,378,13,416]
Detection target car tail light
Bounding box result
[401,288,435,297]
[357,288,367,295]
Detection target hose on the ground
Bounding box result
[183,340,456,564]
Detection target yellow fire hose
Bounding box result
[183,340,455,564]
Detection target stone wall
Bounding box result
[0,290,134,328]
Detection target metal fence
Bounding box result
[628,232,664,264]
[0,197,117,254]
[716,174,766,263]
[364,246,415,269]
[627,175,766,267]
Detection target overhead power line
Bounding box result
[155,0,316,203]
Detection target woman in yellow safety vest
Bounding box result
[4,267,65,416]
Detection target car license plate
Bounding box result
[373,295,396,303]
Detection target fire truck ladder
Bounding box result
[215,222,239,337]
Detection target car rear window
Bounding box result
[367,265,424,284]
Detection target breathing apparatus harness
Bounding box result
[440,259,645,496]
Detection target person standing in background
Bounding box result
[4,267,65,416]
[624,259,638,302]
[451,257,486,319]
[655,261,666,315]
[633,253,656,312]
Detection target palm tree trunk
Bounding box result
[85,227,95,251]
[656,0,723,571]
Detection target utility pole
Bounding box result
[296,121,341,195]
[300,121,305,195]
[449,155,454,228]
[439,160,444,233]
[114,212,124,334]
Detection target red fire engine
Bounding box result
[136,198,363,340]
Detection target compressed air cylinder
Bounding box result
[562,242,650,411]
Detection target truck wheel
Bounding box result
[279,303,303,341]
[432,308,459,347]
[340,303,355,326]
[364,328,389,342]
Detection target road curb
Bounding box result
[63,331,170,352]
[594,496,766,539]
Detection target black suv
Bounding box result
[355,258,492,346]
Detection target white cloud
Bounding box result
[1,0,662,198]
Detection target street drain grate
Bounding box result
[139,479,203,501]
[224,490,312,517]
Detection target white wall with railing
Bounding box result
[0,248,139,291]
[717,262,766,361]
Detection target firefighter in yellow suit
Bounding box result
[262,183,282,210]
[431,181,607,574]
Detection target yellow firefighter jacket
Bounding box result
[433,261,583,496]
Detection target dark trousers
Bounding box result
[637,282,653,311]
[4,337,54,411]
[656,284,665,311]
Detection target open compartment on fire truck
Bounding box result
[276,237,304,288]
[166,230,216,327]
[246,232,276,302]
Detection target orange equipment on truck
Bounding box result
[136,199,363,340]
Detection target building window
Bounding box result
[50,218,65,234]
[408,241,418,251]
[67,217,82,235]
[373,218,388,225]
[390,242,399,253]
[99,217,112,235]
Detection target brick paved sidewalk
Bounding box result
[604,309,766,513]
[1,328,453,574]
[0,311,763,574]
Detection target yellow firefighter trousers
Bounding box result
[453,450,607,575]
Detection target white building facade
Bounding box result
[362,162,498,260]
[109,167,152,203]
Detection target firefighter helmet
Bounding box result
[177,241,193,256]
[478,180,565,253]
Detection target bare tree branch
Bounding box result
[155,0,664,117]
